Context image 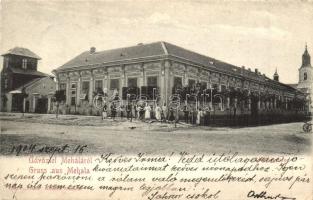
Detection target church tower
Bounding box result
[273,68,279,81]
[297,44,313,94]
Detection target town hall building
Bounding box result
[53,41,308,116]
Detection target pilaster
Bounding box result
[89,71,94,105]
[138,63,144,95]
[160,61,166,104]
[66,73,70,105]
[55,76,59,91]
[164,60,172,105]
[76,72,81,105]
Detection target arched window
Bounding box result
[304,72,307,80]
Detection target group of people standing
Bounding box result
[182,105,211,125]
[101,102,176,122]
[101,102,210,125]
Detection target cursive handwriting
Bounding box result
[247,190,296,200]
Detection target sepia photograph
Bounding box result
[0,0,312,199]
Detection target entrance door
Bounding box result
[35,97,48,113]
[12,94,23,112]
[25,100,30,112]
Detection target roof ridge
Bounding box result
[2,47,41,59]
[88,41,164,55]
[58,41,167,70]
[163,42,216,61]
[160,41,168,55]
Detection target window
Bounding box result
[81,81,90,101]
[22,59,27,69]
[110,79,119,90]
[59,83,66,90]
[4,57,9,68]
[147,76,158,87]
[304,72,307,80]
[174,77,182,88]
[4,78,8,89]
[95,80,103,90]
[70,83,77,105]
[95,80,104,94]
[82,81,90,93]
[59,83,66,99]
[71,97,76,106]
[188,79,196,88]
[128,78,137,87]
[212,84,219,91]
[200,81,207,90]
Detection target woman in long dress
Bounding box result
[144,104,151,120]
[162,103,167,121]
[102,104,107,120]
[196,108,202,125]
[155,104,162,121]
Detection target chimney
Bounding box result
[241,66,245,74]
[90,47,96,54]
[255,68,258,74]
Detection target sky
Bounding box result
[1,0,313,84]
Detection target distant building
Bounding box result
[287,44,312,112]
[1,47,56,113]
[53,41,307,116]
[273,68,279,82]
[297,44,312,94]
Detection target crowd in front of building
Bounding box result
[100,101,213,126]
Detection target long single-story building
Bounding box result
[52,41,308,116]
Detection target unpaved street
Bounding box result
[0,113,311,155]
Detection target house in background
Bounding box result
[1,47,55,113]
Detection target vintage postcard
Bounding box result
[0,0,312,199]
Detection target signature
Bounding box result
[247,190,296,200]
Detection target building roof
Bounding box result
[57,41,229,71]
[10,67,52,77]
[9,78,42,94]
[16,78,43,91]
[12,76,54,93]
[54,41,301,92]
[297,88,310,94]
[55,42,264,78]
[286,84,298,89]
[2,47,41,59]
[58,42,166,70]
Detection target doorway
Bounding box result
[35,97,48,113]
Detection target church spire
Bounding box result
[302,43,311,67]
[305,42,308,53]
[273,68,279,81]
